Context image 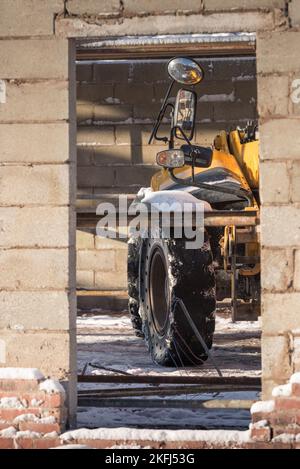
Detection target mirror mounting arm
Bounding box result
[171,125,191,146]
[153,102,174,144]
[170,126,196,180]
[148,80,175,145]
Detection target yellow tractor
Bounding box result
[128,57,260,366]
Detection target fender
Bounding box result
[138,189,212,212]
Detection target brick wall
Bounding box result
[250,372,300,444]
[57,1,286,37]
[257,25,300,398]
[0,0,296,435]
[0,0,77,426]
[0,368,66,448]
[76,57,257,291]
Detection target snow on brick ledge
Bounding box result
[61,427,251,446]
[0,397,26,409]
[290,372,300,384]
[272,383,292,398]
[39,379,65,396]
[249,371,300,444]
[53,444,92,449]
[0,368,44,380]
[0,368,67,436]
[250,400,275,414]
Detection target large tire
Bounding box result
[139,232,216,366]
[128,237,144,338]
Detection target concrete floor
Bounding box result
[76,308,261,430]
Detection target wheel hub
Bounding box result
[149,246,170,335]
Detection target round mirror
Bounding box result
[168,57,204,85]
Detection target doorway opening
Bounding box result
[75,33,261,431]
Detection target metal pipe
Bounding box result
[78,384,260,398]
[78,397,255,410]
[78,374,261,385]
[77,210,259,228]
[76,33,256,60]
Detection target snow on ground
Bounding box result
[77,393,258,430]
[77,315,131,329]
[77,311,261,378]
[77,309,261,430]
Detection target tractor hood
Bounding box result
[139,189,212,212]
[165,167,247,207]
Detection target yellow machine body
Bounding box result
[151,130,259,200]
[150,129,260,277]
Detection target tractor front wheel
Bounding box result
[139,233,216,366]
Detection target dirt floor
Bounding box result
[77,308,261,430]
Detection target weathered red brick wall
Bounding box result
[0,368,300,449]
[0,368,66,449]
[1,0,299,439]
[250,372,300,446]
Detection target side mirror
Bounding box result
[168,57,204,85]
[173,89,196,141]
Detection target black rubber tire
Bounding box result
[128,237,144,338]
[139,232,216,366]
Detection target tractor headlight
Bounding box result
[156,149,185,168]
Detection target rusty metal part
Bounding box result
[77,210,259,229]
[78,374,260,385]
[230,226,238,322]
[223,226,260,269]
[86,362,131,376]
[76,33,256,61]
[223,225,235,272]
[235,226,260,244]
[222,225,260,320]
[78,397,255,410]
[239,264,260,276]
[78,384,260,398]
[76,44,255,61]
[231,302,260,321]
[237,227,260,276]
[235,256,259,264]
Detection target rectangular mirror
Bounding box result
[173,89,196,141]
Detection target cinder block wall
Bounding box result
[1,0,297,432]
[76,57,257,291]
[257,26,300,397]
[0,0,77,425]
